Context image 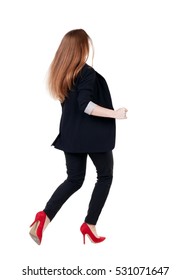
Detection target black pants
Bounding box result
[43,151,113,225]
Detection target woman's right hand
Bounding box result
[115,108,128,119]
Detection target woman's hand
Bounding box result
[114,108,128,119]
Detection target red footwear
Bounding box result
[80,223,105,244]
[29,211,50,245]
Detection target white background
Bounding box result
[0,0,190,279]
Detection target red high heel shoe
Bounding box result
[80,223,105,244]
[29,211,50,245]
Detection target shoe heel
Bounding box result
[83,234,86,244]
[30,220,36,227]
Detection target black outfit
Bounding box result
[43,64,116,225]
[52,64,115,152]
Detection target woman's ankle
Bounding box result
[87,223,99,237]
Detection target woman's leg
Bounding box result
[84,151,113,225]
[43,152,87,221]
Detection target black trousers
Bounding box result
[43,151,113,225]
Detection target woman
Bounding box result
[29,29,127,245]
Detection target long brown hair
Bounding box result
[48,29,93,102]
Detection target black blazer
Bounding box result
[52,64,116,153]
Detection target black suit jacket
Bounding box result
[52,64,116,153]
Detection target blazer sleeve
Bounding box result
[76,65,96,112]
